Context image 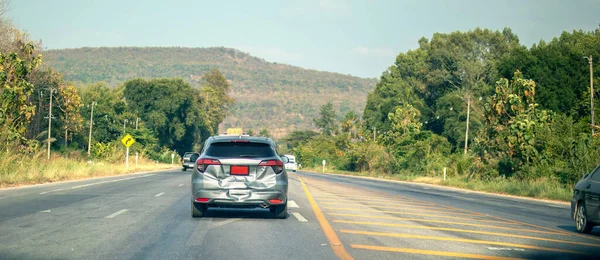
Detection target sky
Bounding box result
[6,0,600,78]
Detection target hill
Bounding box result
[43,47,377,138]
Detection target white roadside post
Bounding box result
[322,160,326,173]
[171,153,175,165]
[443,167,447,181]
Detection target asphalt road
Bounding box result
[0,169,599,260]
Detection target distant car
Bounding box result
[182,152,200,171]
[571,165,600,233]
[283,154,297,172]
[191,135,289,219]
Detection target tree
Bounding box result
[200,69,234,134]
[474,71,553,177]
[124,78,209,153]
[0,39,42,144]
[314,102,337,136]
[259,128,271,138]
[340,111,358,138]
[56,84,84,146]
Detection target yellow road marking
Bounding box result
[316,197,425,204]
[319,202,439,209]
[325,207,481,216]
[299,177,354,260]
[350,244,524,260]
[341,230,583,255]
[329,214,559,234]
[333,220,600,248]
[487,214,600,243]
[328,212,516,225]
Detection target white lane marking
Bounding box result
[178,184,184,187]
[423,187,430,190]
[105,209,129,219]
[211,218,241,229]
[155,192,165,197]
[39,188,67,195]
[547,204,565,208]
[39,209,51,213]
[291,212,308,222]
[288,200,299,208]
[186,218,213,247]
[39,174,156,195]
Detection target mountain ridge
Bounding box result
[44,46,378,138]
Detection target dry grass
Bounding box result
[0,150,174,188]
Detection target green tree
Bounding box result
[123,78,209,153]
[314,102,337,136]
[200,69,234,134]
[259,128,271,138]
[0,40,42,144]
[474,71,553,177]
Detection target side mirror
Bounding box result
[280,156,289,164]
[583,173,590,179]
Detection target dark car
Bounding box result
[571,165,600,233]
[182,152,200,171]
[191,135,289,218]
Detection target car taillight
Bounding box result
[259,160,284,174]
[197,158,221,172]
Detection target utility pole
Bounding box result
[45,88,56,160]
[87,102,96,156]
[464,96,471,155]
[123,119,128,134]
[135,117,140,130]
[585,56,594,135]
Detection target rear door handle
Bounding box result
[586,183,592,189]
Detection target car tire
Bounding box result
[293,170,296,172]
[191,202,206,218]
[576,201,594,233]
[182,167,187,171]
[271,203,287,219]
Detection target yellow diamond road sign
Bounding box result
[121,134,136,147]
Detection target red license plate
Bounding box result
[230,165,249,175]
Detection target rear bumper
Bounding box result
[192,189,287,207]
[182,162,195,168]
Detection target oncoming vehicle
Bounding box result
[284,154,297,172]
[571,165,600,233]
[181,152,200,171]
[191,134,289,219]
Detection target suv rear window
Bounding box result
[184,153,199,158]
[205,142,276,158]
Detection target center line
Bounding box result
[178,184,184,187]
[292,212,308,222]
[105,209,128,219]
[155,192,165,197]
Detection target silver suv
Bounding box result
[191,135,289,218]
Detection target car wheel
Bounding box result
[182,167,187,171]
[293,170,296,172]
[191,201,206,218]
[271,203,287,219]
[576,201,594,233]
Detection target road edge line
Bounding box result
[298,177,353,260]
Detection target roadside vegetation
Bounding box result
[0,3,232,187]
[281,27,600,201]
